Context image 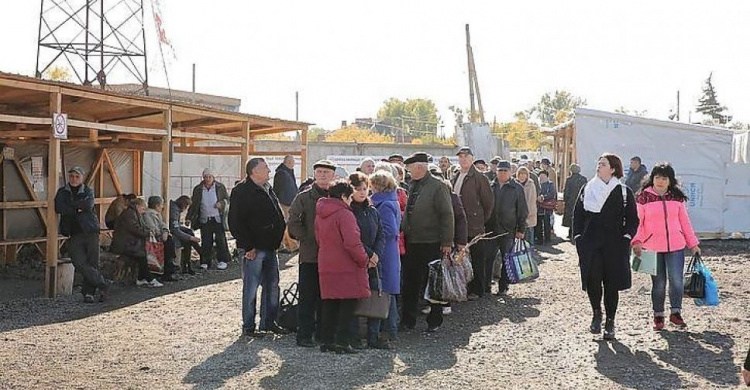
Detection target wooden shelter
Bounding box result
[551,119,576,190]
[0,72,309,297]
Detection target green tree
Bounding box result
[377,98,440,136]
[527,90,586,127]
[696,72,729,124]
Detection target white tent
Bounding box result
[572,108,749,238]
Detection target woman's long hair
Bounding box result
[640,163,688,201]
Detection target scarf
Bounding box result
[583,176,620,213]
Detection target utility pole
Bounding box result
[295,91,299,121]
[676,90,680,121]
[466,24,476,122]
[192,63,196,102]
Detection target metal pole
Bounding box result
[192,63,196,94]
[141,0,149,94]
[677,90,680,121]
[84,0,90,84]
[466,24,476,122]
[35,0,45,77]
[99,0,105,88]
[295,91,299,121]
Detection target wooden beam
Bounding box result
[172,117,234,128]
[250,127,302,136]
[46,91,61,298]
[301,128,308,180]
[98,109,163,123]
[161,110,171,221]
[0,113,53,126]
[133,151,142,195]
[61,87,169,110]
[171,130,245,144]
[85,150,105,187]
[171,105,246,122]
[97,141,161,152]
[240,122,250,178]
[0,197,118,210]
[10,159,47,229]
[67,118,167,136]
[102,149,124,195]
[0,130,53,138]
[0,78,60,93]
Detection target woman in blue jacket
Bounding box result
[369,170,402,348]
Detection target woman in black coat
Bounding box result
[348,172,386,349]
[572,153,638,340]
[562,164,587,233]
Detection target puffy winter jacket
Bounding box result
[631,187,699,253]
[315,197,371,300]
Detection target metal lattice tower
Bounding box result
[35,0,149,90]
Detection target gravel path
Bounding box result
[1,238,748,390]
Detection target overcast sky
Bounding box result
[2,1,749,132]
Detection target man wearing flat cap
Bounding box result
[187,168,230,271]
[401,152,454,332]
[452,147,494,300]
[489,160,528,296]
[288,159,336,347]
[55,166,109,303]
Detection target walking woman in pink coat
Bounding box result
[631,163,700,331]
[315,180,375,354]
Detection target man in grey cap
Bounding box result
[55,166,109,303]
[489,160,528,295]
[562,163,587,239]
[401,152,454,332]
[452,147,494,300]
[187,168,230,270]
[288,159,336,347]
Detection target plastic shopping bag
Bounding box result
[694,261,719,307]
[146,237,165,274]
[503,239,538,284]
[631,249,658,276]
[424,259,448,304]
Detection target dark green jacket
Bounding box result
[287,184,328,263]
[186,181,229,230]
[401,174,454,247]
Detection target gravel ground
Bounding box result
[1,232,748,389]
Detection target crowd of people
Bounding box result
[55,149,744,368]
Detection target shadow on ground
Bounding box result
[654,330,739,387]
[194,294,540,390]
[595,340,682,390]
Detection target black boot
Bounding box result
[590,309,603,334]
[603,318,616,340]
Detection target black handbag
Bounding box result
[277,282,299,332]
[683,254,705,299]
[354,267,391,319]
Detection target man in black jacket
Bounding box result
[55,166,109,303]
[229,158,288,336]
[273,155,299,253]
[490,160,529,295]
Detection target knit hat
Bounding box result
[202,168,214,177]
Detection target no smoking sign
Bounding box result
[53,113,68,139]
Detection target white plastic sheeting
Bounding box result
[574,108,749,236]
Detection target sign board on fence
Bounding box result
[53,113,68,139]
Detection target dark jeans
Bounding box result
[321,299,357,346]
[490,236,514,291]
[199,219,229,266]
[163,236,177,276]
[535,213,552,244]
[134,254,154,282]
[401,241,443,329]
[297,262,321,342]
[68,233,106,295]
[483,236,499,293]
[586,248,619,319]
[466,236,487,296]
[176,227,202,270]
[240,249,280,331]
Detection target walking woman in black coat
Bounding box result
[572,153,638,340]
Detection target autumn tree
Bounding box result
[527,90,586,127]
[42,66,72,82]
[696,72,729,124]
[491,112,544,150]
[324,125,393,143]
[377,98,440,136]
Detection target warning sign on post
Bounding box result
[53,113,68,139]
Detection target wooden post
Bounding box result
[300,127,308,181]
[46,90,62,298]
[161,109,172,221]
[240,122,250,179]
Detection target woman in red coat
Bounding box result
[315,180,374,354]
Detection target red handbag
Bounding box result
[146,237,165,274]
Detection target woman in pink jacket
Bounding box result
[631,163,700,331]
[315,180,375,354]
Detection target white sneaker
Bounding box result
[136,279,149,286]
[421,306,431,315]
[149,279,164,288]
[199,264,208,270]
[217,262,228,270]
[443,307,452,315]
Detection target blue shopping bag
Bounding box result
[502,239,538,284]
[694,261,719,307]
